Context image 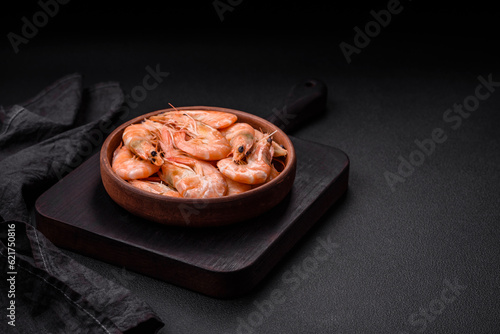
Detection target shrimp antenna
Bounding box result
[166,103,197,135]
[165,158,195,172]
[166,126,175,143]
[182,112,198,136]
[166,127,181,151]
[168,103,180,112]
[260,130,278,142]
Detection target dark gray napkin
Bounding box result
[0,74,123,222]
[0,74,164,333]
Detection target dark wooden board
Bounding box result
[35,137,349,298]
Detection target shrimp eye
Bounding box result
[160,152,165,157]
[151,151,157,157]
[151,158,156,163]
[281,144,285,149]
[267,137,273,143]
[238,146,244,153]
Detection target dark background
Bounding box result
[1,1,499,333]
[0,1,497,35]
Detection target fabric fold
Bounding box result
[0,75,123,222]
[0,73,82,160]
[1,221,164,334]
[0,75,165,333]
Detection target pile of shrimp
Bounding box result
[111,109,288,199]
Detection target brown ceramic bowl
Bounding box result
[100,106,296,227]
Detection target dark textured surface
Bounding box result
[1,5,500,333]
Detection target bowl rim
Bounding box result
[100,106,296,204]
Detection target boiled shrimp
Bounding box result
[172,118,231,160]
[158,124,185,158]
[217,136,274,185]
[254,129,287,157]
[122,120,163,166]
[220,122,255,164]
[150,110,237,129]
[147,113,230,160]
[159,156,227,198]
[112,144,160,180]
[223,176,252,195]
[265,164,280,183]
[128,179,182,197]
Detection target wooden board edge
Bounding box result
[230,156,349,298]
